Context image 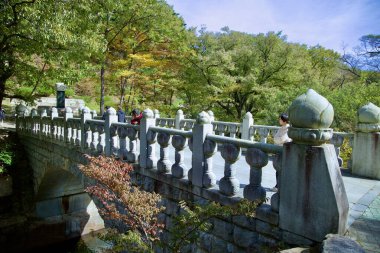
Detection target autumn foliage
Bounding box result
[79,155,164,244]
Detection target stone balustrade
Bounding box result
[16,89,380,244]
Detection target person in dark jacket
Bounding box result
[131,109,143,125]
[117,106,125,123]
[102,106,110,120]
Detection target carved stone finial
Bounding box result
[177,109,183,116]
[55,82,67,91]
[196,111,211,124]
[288,89,334,144]
[288,89,334,129]
[51,107,58,113]
[107,107,116,115]
[143,108,154,119]
[244,112,253,119]
[357,103,380,132]
[65,107,72,113]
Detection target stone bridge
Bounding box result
[15,89,380,252]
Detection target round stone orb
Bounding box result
[358,103,380,124]
[288,89,334,129]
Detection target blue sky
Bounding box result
[165,0,380,53]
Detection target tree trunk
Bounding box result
[100,63,106,115]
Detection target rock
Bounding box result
[322,234,365,253]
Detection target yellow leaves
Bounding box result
[130,54,160,67]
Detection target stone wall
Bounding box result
[20,134,316,252]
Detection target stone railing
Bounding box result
[17,89,380,243]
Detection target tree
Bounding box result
[0,0,102,108]
[91,0,188,115]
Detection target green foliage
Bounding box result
[0,136,14,175]
[166,199,262,252]
[100,229,154,253]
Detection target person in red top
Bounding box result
[131,109,143,125]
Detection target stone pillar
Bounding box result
[80,107,92,150]
[154,109,160,119]
[241,112,253,141]
[279,89,349,242]
[91,110,97,119]
[56,83,66,109]
[105,107,117,156]
[352,103,380,179]
[175,110,184,129]
[140,109,157,169]
[190,112,214,188]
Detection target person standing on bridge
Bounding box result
[117,106,125,123]
[272,113,292,191]
[0,107,5,126]
[131,109,143,125]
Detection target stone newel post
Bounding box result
[279,89,349,242]
[105,107,117,156]
[80,107,92,150]
[140,109,157,169]
[352,103,380,179]
[190,112,215,187]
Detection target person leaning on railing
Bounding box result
[272,113,292,191]
[131,109,143,125]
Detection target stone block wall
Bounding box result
[20,134,318,252]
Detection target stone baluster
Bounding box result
[157,132,172,173]
[241,112,254,141]
[270,153,282,212]
[80,107,91,149]
[140,109,157,169]
[229,125,239,138]
[31,109,38,134]
[171,135,188,178]
[280,89,348,242]
[244,148,268,201]
[50,108,58,139]
[330,134,344,167]
[41,109,47,137]
[215,124,226,136]
[83,122,93,150]
[64,108,73,143]
[117,126,128,160]
[257,128,270,143]
[109,125,118,155]
[175,110,184,130]
[220,143,241,196]
[190,112,215,188]
[352,103,380,179]
[126,128,138,163]
[97,124,105,154]
[75,121,81,146]
[89,123,98,150]
[104,107,117,156]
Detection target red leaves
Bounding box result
[79,155,164,243]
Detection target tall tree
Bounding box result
[0,0,102,108]
[92,0,187,115]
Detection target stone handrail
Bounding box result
[17,89,379,243]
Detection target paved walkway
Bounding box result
[3,122,380,251]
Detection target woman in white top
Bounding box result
[274,113,291,145]
[272,113,291,191]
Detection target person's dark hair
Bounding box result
[132,109,140,115]
[279,113,289,123]
[105,106,110,110]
